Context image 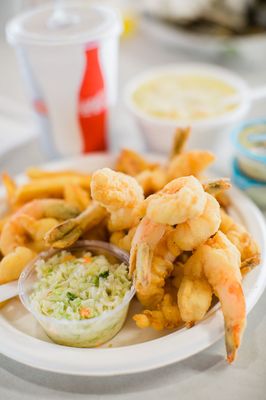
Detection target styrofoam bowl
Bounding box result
[125,63,251,152]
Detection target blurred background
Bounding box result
[0,0,265,174]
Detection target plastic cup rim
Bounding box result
[124,62,250,129]
[6,2,122,46]
[18,240,135,326]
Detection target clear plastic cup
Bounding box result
[18,240,135,348]
[6,2,122,157]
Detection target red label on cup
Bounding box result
[78,46,107,152]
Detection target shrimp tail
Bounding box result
[43,202,80,220]
[225,319,246,363]
[135,242,154,289]
[45,219,82,248]
[45,203,106,248]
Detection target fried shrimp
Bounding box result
[0,199,80,256]
[220,209,259,262]
[115,149,158,176]
[133,292,181,330]
[110,227,137,252]
[146,176,207,225]
[167,150,215,181]
[130,177,221,308]
[136,168,168,196]
[178,231,245,363]
[45,202,107,248]
[166,193,221,252]
[91,168,144,231]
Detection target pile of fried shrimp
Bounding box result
[0,128,260,363]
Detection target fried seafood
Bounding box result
[0,246,36,284]
[136,168,168,197]
[110,227,137,252]
[133,292,181,331]
[146,176,206,225]
[169,127,191,158]
[166,193,221,252]
[63,184,91,211]
[91,168,144,231]
[220,209,259,262]
[178,231,245,363]
[130,177,221,308]
[167,150,215,181]
[0,199,80,256]
[45,202,107,248]
[115,149,158,176]
[202,178,231,197]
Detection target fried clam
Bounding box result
[178,231,245,363]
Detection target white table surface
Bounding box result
[0,3,266,399]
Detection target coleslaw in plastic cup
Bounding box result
[18,240,135,348]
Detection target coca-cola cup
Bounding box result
[6,1,122,157]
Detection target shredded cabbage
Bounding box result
[30,250,131,321]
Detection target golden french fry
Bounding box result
[26,167,91,180]
[14,176,91,204]
[1,172,17,208]
[0,246,36,284]
[63,184,91,211]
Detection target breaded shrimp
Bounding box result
[178,231,245,363]
[130,177,221,308]
[146,176,207,225]
[166,193,221,252]
[109,227,137,252]
[167,150,215,181]
[133,292,181,330]
[91,168,144,231]
[0,199,80,255]
[220,209,259,262]
[115,149,158,176]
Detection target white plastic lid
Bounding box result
[6,1,122,46]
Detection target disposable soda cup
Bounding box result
[6,1,122,156]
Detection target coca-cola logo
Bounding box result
[79,90,106,116]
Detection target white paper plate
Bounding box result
[0,153,265,376]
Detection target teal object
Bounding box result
[232,159,266,209]
[231,118,266,182]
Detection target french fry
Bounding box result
[14,176,91,204]
[1,173,17,209]
[63,184,91,211]
[26,167,91,180]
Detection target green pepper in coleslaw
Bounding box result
[30,250,132,321]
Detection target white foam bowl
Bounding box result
[125,63,251,153]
